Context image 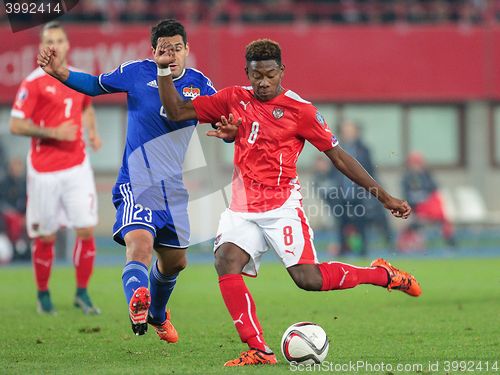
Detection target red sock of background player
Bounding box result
[73,237,96,289]
[318,262,389,291]
[32,238,55,291]
[218,274,272,353]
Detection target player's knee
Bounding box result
[125,233,153,264]
[169,256,188,274]
[38,234,56,243]
[214,245,247,275]
[173,261,187,274]
[76,227,94,239]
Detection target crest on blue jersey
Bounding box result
[183,85,201,98]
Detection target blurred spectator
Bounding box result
[326,120,392,256]
[0,158,29,260]
[406,0,427,23]
[208,0,235,24]
[20,0,499,26]
[120,0,156,23]
[399,152,455,250]
[0,141,7,182]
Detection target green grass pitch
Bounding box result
[1,258,499,374]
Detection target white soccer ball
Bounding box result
[281,322,329,364]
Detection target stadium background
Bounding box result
[1,1,500,373]
[2,0,500,261]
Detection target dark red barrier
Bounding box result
[1,24,499,104]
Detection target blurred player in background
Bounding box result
[37,20,218,342]
[155,39,421,366]
[9,22,101,315]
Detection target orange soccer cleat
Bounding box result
[148,309,179,343]
[370,258,422,297]
[129,287,151,336]
[224,349,277,367]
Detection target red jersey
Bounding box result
[193,86,338,212]
[11,67,91,172]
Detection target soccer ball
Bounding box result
[281,322,329,364]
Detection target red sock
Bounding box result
[73,237,96,289]
[218,274,270,353]
[318,262,389,291]
[32,238,55,291]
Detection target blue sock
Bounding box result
[121,261,149,305]
[148,260,178,324]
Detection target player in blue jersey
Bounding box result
[37,20,219,341]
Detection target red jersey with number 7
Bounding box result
[11,67,91,172]
[192,86,338,212]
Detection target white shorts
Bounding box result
[26,157,98,238]
[213,199,318,277]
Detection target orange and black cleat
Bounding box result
[224,349,277,367]
[148,309,178,343]
[371,258,422,297]
[129,287,151,336]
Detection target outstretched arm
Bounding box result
[325,146,411,219]
[37,47,105,96]
[10,117,77,141]
[154,41,198,122]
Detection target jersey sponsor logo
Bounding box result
[339,267,350,287]
[15,87,28,107]
[125,276,141,286]
[214,233,222,246]
[273,107,284,119]
[183,85,201,98]
[147,80,158,88]
[233,313,244,326]
[240,100,250,110]
[45,85,56,95]
[35,258,51,268]
[284,249,295,256]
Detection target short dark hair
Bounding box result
[151,19,187,49]
[40,21,66,38]
[245,39,282,65]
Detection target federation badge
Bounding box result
[273,107,284,119]
[331,135,338,146]
[15,87,28,107]
[315,111,325,125]
[183,85,201,99]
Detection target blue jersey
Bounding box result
[99,60,216,247]
[99,60,216,187]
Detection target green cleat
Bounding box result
[37,290,56,315]
[74,288,101,315]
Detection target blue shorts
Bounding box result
[112,182,190,248]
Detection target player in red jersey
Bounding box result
[154,39,421,366]
[9,22,101,315]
